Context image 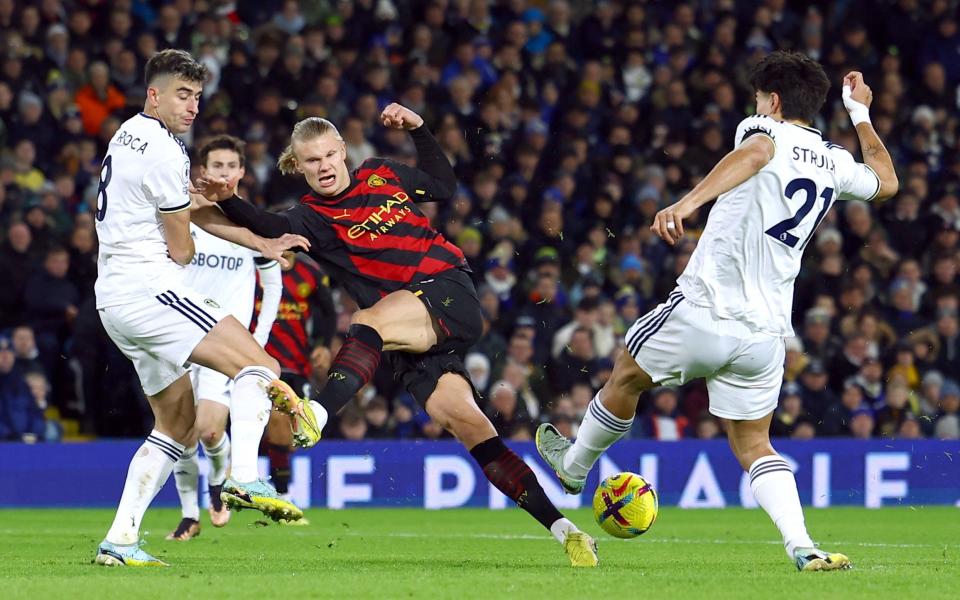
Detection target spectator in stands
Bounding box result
[485,380,529,436]
[338,406,367,441]
[363,397,393,439]
[918,370,945,429]
[548,326,598,395]
[10,325,41,375]
[875,382,917,438]
[22,245,77,403]
[849,406,875,440]
[771,382,804,438]
[0,222,34,329]
[632,387,688,441]
[933,305,960,375]
[0,335,45,441]
[821,381,868,436]
[10,139,44,193]
[933,380,960,439]
[74,61,125,136]
[798,360,837,423]
[852,356,885,407]
[801,307,838,363]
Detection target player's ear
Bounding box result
[146,86,159,108]
[770,91,781,115]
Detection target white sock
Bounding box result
[201,432,230,487]
[563,392,633,479]
[549,517,579,543]
[105,430,184,545]
[749,454,815,558]
[173,444,200,521]
[230,366,274,483]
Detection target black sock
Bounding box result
[470,436,564,530]
[320,324,383,415]
[267,444,291,494]
[209,484,223,511]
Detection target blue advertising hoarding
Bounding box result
[1,439,957,509]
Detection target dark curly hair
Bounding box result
[749,51,831,123]
[144,49,208,86]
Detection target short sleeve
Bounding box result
[144,156,191,213]
[832,147,881,202]
[734,115,776,149]
[254,256,278,269]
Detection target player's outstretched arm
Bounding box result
[191,196,309,269]
[381,102,458,201]
[651,135,774,245]
[842,71,898,200]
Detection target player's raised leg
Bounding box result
[269,290,430,446]
[426,373,598,567]
[727,415,850,571]
[190,315,302,522]
[537,346,654,494]
[97,375,195,566]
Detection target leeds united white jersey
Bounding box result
[95,113,192,308]
[678,115,881,337]
[182,226,273,327]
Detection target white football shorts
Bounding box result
[625,288,785,421]
[190,365,232,408]
[99,284,229,396]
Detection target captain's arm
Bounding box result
[674,135,775,213]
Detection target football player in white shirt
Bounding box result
[536,52,898,571]
[93,50,313,567]
[165,135,283,540]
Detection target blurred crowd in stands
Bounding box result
[1,0,959,443]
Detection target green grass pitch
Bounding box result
[0,507,957,599]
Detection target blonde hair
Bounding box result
[277,117,343,175]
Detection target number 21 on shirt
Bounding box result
[765,177,834,251]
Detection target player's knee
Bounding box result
[435,403,494,445]
[168,421,198,448]
[199,427,223,448]
[350,308,382,331]
[732,438,775,471]
[263,355,281,377]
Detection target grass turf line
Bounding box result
[0,507,956,599]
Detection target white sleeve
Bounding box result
[143,156,191,213]
[734,115,776,149]
[832,147,881,202]
[252,257,282,347]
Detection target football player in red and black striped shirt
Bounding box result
[206,103,598,566]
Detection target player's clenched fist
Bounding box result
[650,201,693,246]
[380,103,424,130]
